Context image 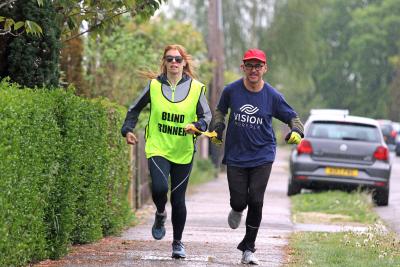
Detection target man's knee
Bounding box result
[230,198,247,212]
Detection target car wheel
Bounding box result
[287,177,302,196]
[373,188,389,206]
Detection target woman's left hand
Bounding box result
[184,123,197,134]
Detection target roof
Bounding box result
[310,109,349,116]
[306,114,380,127]
[377,119,393,125]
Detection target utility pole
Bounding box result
[208,0,224,168]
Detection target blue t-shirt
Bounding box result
[217,79,298,167]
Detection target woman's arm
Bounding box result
[194,87,212,131]
[121,83,151,137]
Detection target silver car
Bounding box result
[288,110,391,206]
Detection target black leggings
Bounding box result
[227,163,272,252]
[148,156,193,241]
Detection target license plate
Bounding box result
[325,167,358,177]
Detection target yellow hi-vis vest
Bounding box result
[145,78,204,164]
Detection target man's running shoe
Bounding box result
[241,250,259,265]
[151,210,166,240]
[228,209,243,229]
[171,240,186,259]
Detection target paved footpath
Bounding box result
[37,148,293,267]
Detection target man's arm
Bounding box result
[271,91,304,143]
[285,116,304,144]
[289,116,304,136]
[212,108,226,131]
[209,108,226,144]
[209,87,229,144]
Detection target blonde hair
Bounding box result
[139,44,197,80]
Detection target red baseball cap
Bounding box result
[242,48,266,63]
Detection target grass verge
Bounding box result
[287,225,400,267]
[291,190,379,224]
[189,157,217,186]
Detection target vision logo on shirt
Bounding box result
[234,104,263,129]
[239,104,259,115]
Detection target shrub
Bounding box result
[0,79,131,265]
[0,81,61,264]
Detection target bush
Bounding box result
[0,79,131,265]
[0,81,61,265]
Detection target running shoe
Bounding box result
[151,210,166,240]
[241,250,259,265]
[171,240,186,258]
[228,209,243,229]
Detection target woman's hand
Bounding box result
[126,132,138,145]
[184,124,197,134]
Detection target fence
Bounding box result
[127,134,151,210]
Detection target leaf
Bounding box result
[67,17,76,31]
[0,16,5,23]
[25,20,43,36]
[4,18,15,31]
[36,0,44,7]
[25,20,33,34]
[14,21,25,31]
[122,0,136,7]
[30,21,43,36]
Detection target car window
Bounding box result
[307,121,380,142]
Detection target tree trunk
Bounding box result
[208,0,225,168]
[60,34,87,96]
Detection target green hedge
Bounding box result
[0,79,131,266]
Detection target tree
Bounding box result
[388,57,400,121]
[207,0,224,166]
[263,0,325,119]
[54,0,164,42]
[314,0,400,118]
[158,0,274,70]
[221,0,274,69]
[84,16,212,106]
[0,0,43,36]
[2,0,60,88]
[60,32,86,95]
[0,0,164,88]
[347,0,400,118]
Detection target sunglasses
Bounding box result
[244,63,265,71]
[165,55,184,63]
